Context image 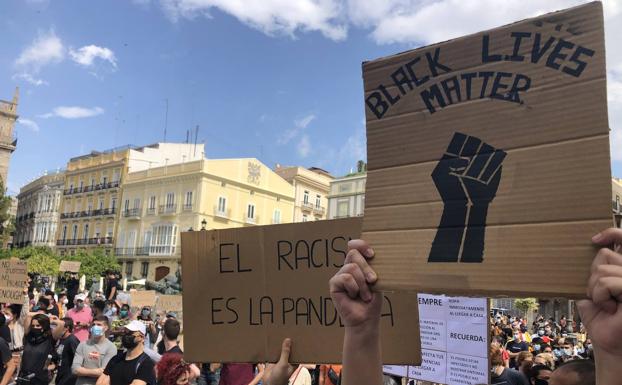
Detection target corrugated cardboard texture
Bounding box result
[362,2,611,298]
[181,217,421,364]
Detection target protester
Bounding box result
[0,314,16,385]
[218,363,263,385]
[71,315,117,385]
[58,292,69,318]
[55,317,81,385]
[96,320,156,385]
[137,306,157,349]
[156,353,190,385]
[110,303,132,349]
[19,313,64,385]
[104,271,118,301]
[43,290,60,317]
[490,346,529,385]
[548,359,595,385]
[319,364,341,385]
[3,303,23,351]
[517,351,533,378]
[156,318,182,356]
[506,330,530,369]
[91,300,106,320]
[528,364,552,385]
[66,273,80,310]
[67,294,93,343]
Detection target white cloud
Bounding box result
[69,45,117,68]
[17,118,40,132]
[39,106,104,119]
[11,73,49,86]
[160,0,347,40]
[277,113,316,144]
[297,134,312,157]
[14,29,64,71]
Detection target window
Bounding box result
[617,195,620,210]
[149,196,156,210]
[113,169,121,183]
[217,197,227,215]
[125,262,133,277]
[83,224,89,240]
[315,194,321,209]
[166,193,175,207]
[124,199,130,212]
[302,214,308,222]
[273,209,281,224]
[87,200,93,212]
[72,224,78,240]
[184,191,193,209]
[90,178,95,188]
[303,190,309,204]
[133,198,141,209]
[247,204,255,222]
[111,197,117,210]
[102,176,108,185]
[141,262,149,278]
[337,201,349,218]
[79,179,84,189]
[150,224,177,255]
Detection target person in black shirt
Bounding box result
[43,290,60,317]
[99,320,156,385]
[104,272,118,301]
[491,345,529,385]
[55,317,80,385]
[506,332,529,369]
[19,314,64,385]
[66,274,79,310]
[0,314,16,385]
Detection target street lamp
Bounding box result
[201,219,207,231]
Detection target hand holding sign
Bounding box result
[263,338,295,385]
[429,132,506,263]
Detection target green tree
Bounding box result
[18,247,60,276]
[63,248,120,284]
[514,298,539,318]
[0,180,14,247]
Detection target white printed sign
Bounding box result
[408,350,447,384]
[446,353,488,385]
[383,365,408,377]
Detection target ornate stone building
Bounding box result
[15,171,65,248]
[0,88,18,187]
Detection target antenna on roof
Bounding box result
[163,98,169,142]
[194,125,199,157]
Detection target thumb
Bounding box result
[577,299,601,328]
[278,338,292,365]
[592,228,622,247]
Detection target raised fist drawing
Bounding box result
[428,132,506,263]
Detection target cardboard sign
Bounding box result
[362,2,611,298]
[59,260,81,272]
[0,259,28,303]
[130,290,156,308]
[409,295,489,385]
[158,295,183,312]
[181,217,421,364]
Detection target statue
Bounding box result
[145,267,183,294]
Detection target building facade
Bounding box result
[274,166,332,222]
[15,171,65,248]
[327,172,366,219]
[0,88,18,187]
[613,178,622,227]
[115,158,295,281]
[55,143,200,256]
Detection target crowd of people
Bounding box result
[1,227,621,385]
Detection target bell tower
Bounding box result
[0,88,18,188]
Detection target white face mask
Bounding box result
[62,299,68,305]
[3,314,12,322]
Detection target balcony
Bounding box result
[63,180,120,196]
[123,208,141,219]
[245,215,258,224]
[87,237,114,245]
[182,203,193,211]
[301,201,314,212]
[114,247,149,256]
[60,208,116,220]
[213,206,230,219]
[159,204,177,215]
[146,207,156,215]
[313,206,326,216]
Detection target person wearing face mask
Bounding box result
[55,317,80,385]
[58,293,69,318]
[67,294,93,343]
[3,304,24,352]
[505,330,529,369]
[71,315,117,385]
[0,313,17,385]
[96,320,156,385]
[110,304,131,349]
[103,301,118,322]
[20,313,65,385]
[138,306,157,349]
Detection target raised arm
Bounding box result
[329,240,382,385]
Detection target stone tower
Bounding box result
[0,88,18,189]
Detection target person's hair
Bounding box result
[163,318,180,341]
[30,314,52,338]
[529,364,552,380]
[92,315,110,328]
[0,313,5,328]
[62,317,74,332]
[556,359,595,385]
[8,304,22,319]
[490,346,504,367]
[492,335,504,345]
[121,304,130,311]
[37,297,50,309]
[44,290,54,297]
[517,351,533,367]
[156,353,189,385]
[92,299,106,312]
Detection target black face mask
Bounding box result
[534,379,548,385]
[121,334,139,350]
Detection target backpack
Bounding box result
[327,366,341,385]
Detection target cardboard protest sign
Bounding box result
[130,290,156,308]
[0,259,28,303]
[181,217,421,364]
[59,260,81,272]
[362,2,611,298]
[157,295,183,312]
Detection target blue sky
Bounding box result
[1,0,621,195]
